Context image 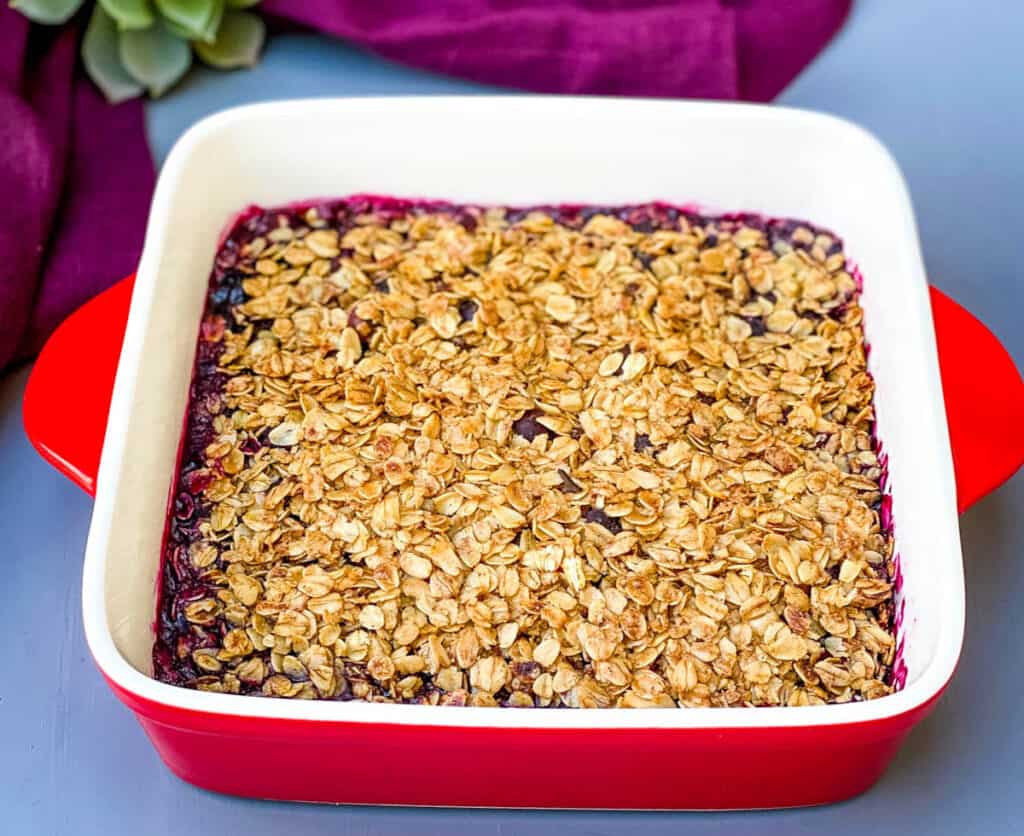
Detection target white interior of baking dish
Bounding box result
[83,97,964,727]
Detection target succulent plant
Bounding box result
[11,0,266,102]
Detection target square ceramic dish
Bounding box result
[28,98,989,808]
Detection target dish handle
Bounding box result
[21,275,1024,512]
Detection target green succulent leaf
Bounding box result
[10,0,85,24]
[82,5,144,103]
[226,0,260,7]
[194,9,265,69]
[155,0,223,44]
[97,0,155,30]
[118,18,192,97]
[156,17,192,40]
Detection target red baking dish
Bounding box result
[22,98,1024,809]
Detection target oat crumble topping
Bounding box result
[155,198,896,708]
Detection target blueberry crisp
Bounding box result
[154,197,896,708]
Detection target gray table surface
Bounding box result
[3,0,1022,833]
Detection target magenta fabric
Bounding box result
[0,0,850,369]
[0,6,155,368]
[264,0,852,101]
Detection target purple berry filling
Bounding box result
[581,506,623,535]
[512,409,555,441]
[634,434,655,453]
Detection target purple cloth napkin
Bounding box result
[265,0,851,102]
[1,7,154,369]
[1,0,850,370]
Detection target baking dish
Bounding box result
[22,97,1024,809]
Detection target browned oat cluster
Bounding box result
[156,199,896,708]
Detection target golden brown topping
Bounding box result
[164,203,895,708]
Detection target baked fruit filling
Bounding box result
[154,198,896,708]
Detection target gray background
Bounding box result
[2,0,1021,832]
